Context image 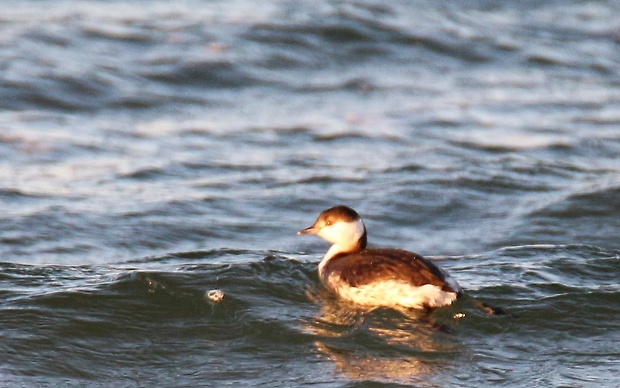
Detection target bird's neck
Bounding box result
[318,230,367,278]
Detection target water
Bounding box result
[1,0,620,386]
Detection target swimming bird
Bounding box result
[298,205,463,311]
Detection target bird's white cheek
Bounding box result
[317,221,364,244]
[317,225,339,243]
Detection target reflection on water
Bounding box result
[314,341,435,383]
[305,292,462,384]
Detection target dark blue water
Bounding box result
[1,0,620,386]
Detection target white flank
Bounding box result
[327,276,458,309]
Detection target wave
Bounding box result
[501,183,620,249]
[2,244,618,325]
[140,60,266,89]
[1,245,619,384]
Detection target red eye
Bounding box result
[325,221,332,226]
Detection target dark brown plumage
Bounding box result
[321,248,461,295]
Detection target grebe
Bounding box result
[298,205,462,311]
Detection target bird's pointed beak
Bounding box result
[298,226,319,235]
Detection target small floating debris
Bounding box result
[453,312,466,320]
[205,289,224,303]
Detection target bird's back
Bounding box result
[320,248,462,309]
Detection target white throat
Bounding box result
[317,219,365,277]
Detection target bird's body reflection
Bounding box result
[304,287,464,384]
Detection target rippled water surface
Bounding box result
[1,0,620,386]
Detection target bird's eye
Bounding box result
[325,221,332,226]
